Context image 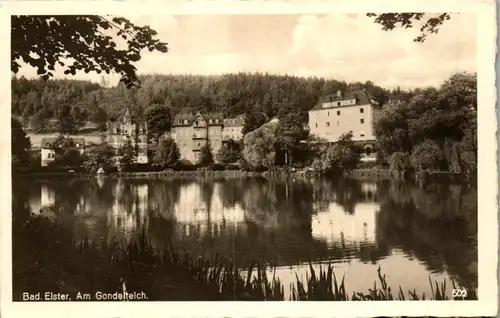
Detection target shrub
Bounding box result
[411,140,446,172]
[389,152,412,176]
[209,163,225,171]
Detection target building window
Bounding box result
[337,111,340,116]
[360,119,364,124]
[337,102,340,106]
[327,112,329,116]
[326,122,330,127]
[360,108,364,113]
[315,123,318,128]
[360,132,366,137]
[337,121,339,126]
[209,119,213,124]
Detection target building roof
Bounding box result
[310,90,378,111]
[41,137,86,149]
[172,111,225,127]
[223,115,245,127]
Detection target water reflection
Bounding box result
[16,177,477,295]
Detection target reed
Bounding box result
[13,219,477,301]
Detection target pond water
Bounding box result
[13,176,478,298]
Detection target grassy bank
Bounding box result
[13,218,477,301]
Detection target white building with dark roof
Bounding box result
[222,115,245,141]
[170,111,224,164]
[308,90,382,160]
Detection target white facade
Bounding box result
[309,103,377,142]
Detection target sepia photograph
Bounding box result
[1,0,497,317]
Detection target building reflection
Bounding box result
[173,183,246,238]
[41,184,55,209]
[312,182,380,245]
[107,180,149,239]
[312,202,379,245]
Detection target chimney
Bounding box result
[337,90,342,98]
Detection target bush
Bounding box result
[411,140,446,172]
[389,152,412,176]
[174,161,196,171]
[209,163,225,171]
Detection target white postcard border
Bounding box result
[0,0,497,317]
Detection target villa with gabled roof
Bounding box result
[170,111,225,164]
[106,109,149,164]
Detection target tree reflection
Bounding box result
[376,181,478,288]
[15,176,477,289]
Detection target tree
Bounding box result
[311,132,360,174]
[374,72,477,171]
[275,95,308,165]
[11,15,168,87]
[411,139,446,172]
[199,143,214,166]
[366,13,451,42]
[216,145,241,165]
[242,121,278,170]
[56,102,76,134]
[90,107,108,132]
[145,104,171,138]
[242,110,267,136]
[11,118,32,169]
[82,142,116,172]
[118,139,136,171]
[152,137,179,169]
[50,135,83,167]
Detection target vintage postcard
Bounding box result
[0,0,497,317]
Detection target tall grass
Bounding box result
[13,219,477,301]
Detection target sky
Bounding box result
[14,13,477,89]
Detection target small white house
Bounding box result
[41,137,86,167]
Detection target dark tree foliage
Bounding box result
[275,92,309,165]
[152,137,180,169]
[12,74,392,133]
[242,110,268,135]
[82,142,116,172]
[366,13,452,42]
[50,135,83,167]
[374,72,477,173]
[216,143,241,165]
[56,102,76,134]
[11,118,32,168]
[145,104,172,138]
[11,15,168,87]
[199,144,214,166]
[118,139,136,171]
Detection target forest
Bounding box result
[11,72,395,133]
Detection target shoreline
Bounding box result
[13,168,476,184]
